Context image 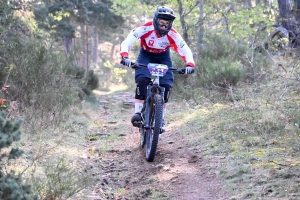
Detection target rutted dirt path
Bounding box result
[78,91,229,200]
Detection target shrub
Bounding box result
[200,57,244,89]
[1,36,82,132]
[29,157,94,200]
[241,48,272,82]
[0,2,83,130]
[197,32,247,89]
[201,31,247,62]
[81,69,99,96]
[172,31,247,102]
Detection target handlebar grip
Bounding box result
[178,68,186,74]
[120,60,137,68]
[130,62,140,69]
[177,68,195,74]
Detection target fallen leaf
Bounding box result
[1,84,10,93]
[0,98,6,105]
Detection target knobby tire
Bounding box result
[140,127,146,149]
[140,104,146,149]
[145,94,163,162]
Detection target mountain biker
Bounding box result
[120,6,195,131]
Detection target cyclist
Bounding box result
[120,6,195,131]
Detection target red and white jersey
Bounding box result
[120,21,195,67]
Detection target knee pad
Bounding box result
[160,84,172,103]
[135,77,151,100]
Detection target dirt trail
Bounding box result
[80,92,229,200]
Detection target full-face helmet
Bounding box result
[153,6,176,37]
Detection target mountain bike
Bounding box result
[127,62,194,162]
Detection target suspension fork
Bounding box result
[159,86,165,103]
[143,84,165,129]
[144,85,153,129]
[159,86,165,123]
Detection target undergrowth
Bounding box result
[168,51,300,199]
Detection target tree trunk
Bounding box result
[63,36,77,67]
[245,0,252,8]
[176,0,189,45]
[294,0,300,20]
[265,0,272,5]
[277,0,293,30]
[86,25,89,77]
[64,37,72,55]
[79,24,86,68]
[297,0,300,9]
[277,0,300,46]
[197,0,204,54]
[91,25,98,65]
[110,41,117,59]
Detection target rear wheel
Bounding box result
[145,94,163,162]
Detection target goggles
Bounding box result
[158,19,171,28]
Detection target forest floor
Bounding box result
[72,91,229,200]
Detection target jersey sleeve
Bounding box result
[120,24,150,58]
[168,30,195,67]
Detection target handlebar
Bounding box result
[120,61,194,74]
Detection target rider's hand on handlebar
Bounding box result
[185,66,194,74]
[121,57,131,67]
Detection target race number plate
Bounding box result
[147,63,168,77]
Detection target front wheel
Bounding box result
[145,94,163,162]
[140,127,146,148]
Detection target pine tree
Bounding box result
[0,111,37,200]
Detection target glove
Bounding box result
[185,66,194,74]
[121,57,131,67]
